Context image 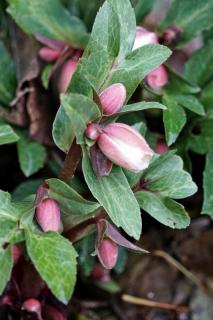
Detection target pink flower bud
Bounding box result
[97,238,118,270]
[162,26,182,45]
[91,263,111,281]
[155,142,168,154]
[12,244,21,264]
[35,35,66,51]
[38,47,61,62]
[36,198,60,232]
[58,58,78,93]
[0,295,13,306]
[85,123,101,140]
[146,65,168,89]
[22,298,41,313]
[97,123,153,172]
[99,83,126,115]
[133,26,158,50]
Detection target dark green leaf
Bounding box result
[82,149,142,240]
[17,135,46,177]
[26,231,78,304]
[163,95,186,146]
[0,124,19,145]
[188,118,213,154]
[52,106,74,153]
[62,93,101,144]
[0,247,13,295]
[202,150,213,217]
[12,179,44,201]
[184,41,213,87]
[133,0,155,23]
[7,0,89,48]
[170,94,205,116]
[0,42,17,105]
[106,44,171,100]
[136,191,190,228]
[142,152,197,199]
[115,101,166,116]
[160,0,213,45]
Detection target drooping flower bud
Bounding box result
[91,263,111,282]
[36,198,60,232]
[85,123,101,141]
[58,58,78,93]
[155,142,168,154]
[38,47,61,62]
[97,238,118,270]
[133,26,158,50]
[22,298,41,313]
[161,26,182,46]
[146,65,168,89]
[99,83,126,115]
[97,123,153,172]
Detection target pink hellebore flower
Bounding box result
[146,65,168,89]
[133,26,158,50]
[97,123,153,172]
[38,47,61,62]
[57,56,80,93]
[97,238,118,270]
[99,83,126,115]
[155,142,168,154]
[133,26,168,89]
[35,185,60,232]
[22,298,41,313]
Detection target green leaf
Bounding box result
[136,191,190,229]
[26,231,78,304]
[47,178,100,225]
[202,150,213,217]
[0,247,13,295]
[0,219,16,247]
[82,149,142,240]
[0,190,19,221]
[142,152,197,199]
[165,71,200,94]
[133,0,155,23]
[17,135,46,177]
[106,44,171,100]
[115,101,166,116]
[184,41,213,87]
[200,80,213,115]
[7,0,88,48]
[169,94,205,116]
[0,124,19,145]
[12,179,44,201]
[0,41,17,105]
[163,95,186,146]
[188,118,213,154]
[160,0,213,45]
[62,93,101,144]
[52,106,74,153]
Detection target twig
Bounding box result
[59,139,82,184]
[122,294,189,313]
[153,250,212,296]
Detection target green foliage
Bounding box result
[26,231,78,304]
[82,149,142,240]
[0,247,12,295]
[7,0,89,48]
[160,0,213,46]
[202,150,213,217]
[0,124,19,145]
[0,42,17,105]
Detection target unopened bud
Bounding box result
[91,263,111,281]
[97,238,118,270]
[22,298,41,313]
[99,83,126,115]
[161,26,182,46]
[85,123,101,141]
[38,47,61,62]
[146,65,168,89]
[36,198,60,232]
[58,58,78,93]
[155,142,168,154]
[133,26,158,50]
[97,123,153,172]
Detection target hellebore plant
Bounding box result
[0,0,204,314]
